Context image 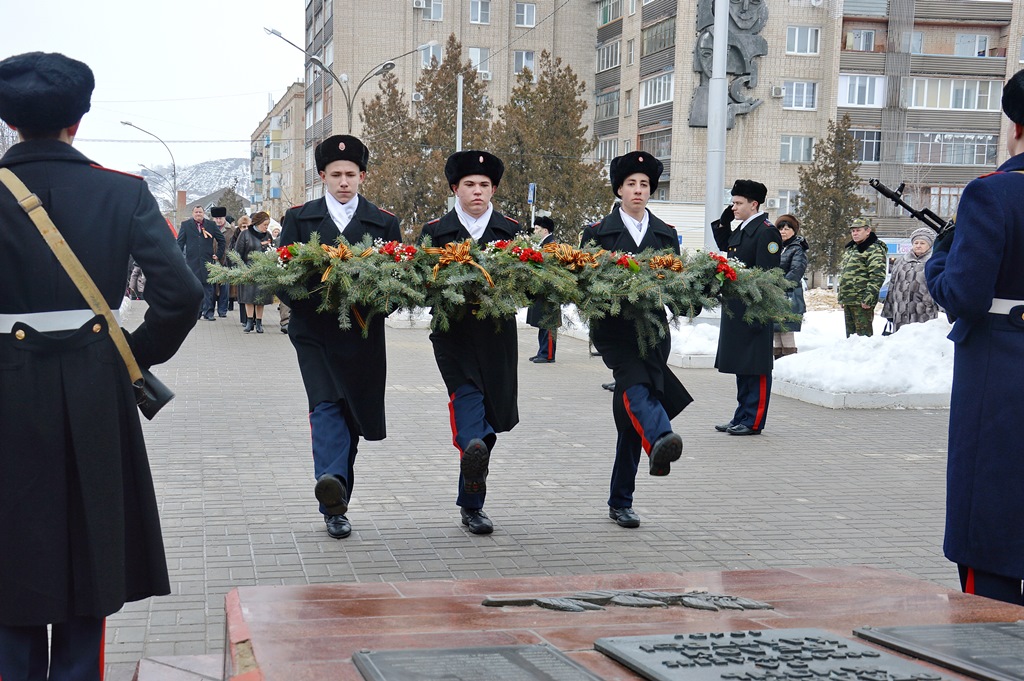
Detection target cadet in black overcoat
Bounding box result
[278,135,400,540]
[418,150,519,535]
[177,204,226,320]
[580,151,690,529]
[0,52,203,679]
[711,180,782,436]
[526,216,560,362]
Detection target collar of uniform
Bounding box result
[296,195,383,226]
[594,209,673,238]
[739,211,766,231]
[0,138,95,168]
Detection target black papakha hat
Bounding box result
[1002,69,1024,125]
[609,151,663,198]
[315,135,369,172]
[533,216,554,231]
[210,206,227,218]
[444,150,504,187]
[730,179,768,205]
[0,52,94,130]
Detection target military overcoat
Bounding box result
[926,155,1024,579]
[711,213,781,375]
[580,210,693,426]
[278,196,401,439]
[525,232,562,329]
[0,140,203,626]
[419,209,520,432]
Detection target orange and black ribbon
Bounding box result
[423,240,494,287]
[542,243,602,270]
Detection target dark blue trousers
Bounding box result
[0,616,104,681]
[609,384,672,508]
[310,401,358,516]
[199,282,215,318]
[536,328,556,360]
[959,565,1024,605]
[215,283,230,316]
[732,374,772,432]
[449,384,495,510]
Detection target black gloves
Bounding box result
[719,206,735,226]
[934,227,955,254]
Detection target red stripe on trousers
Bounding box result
[448,392,463,457]
[622,392,652,454]
[965,567,976,595]
[752,375,768,431]
[547,334,554,359]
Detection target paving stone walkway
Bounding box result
[105,303,953,675]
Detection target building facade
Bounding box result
[250,81,306,220]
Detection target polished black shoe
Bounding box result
[714,422,733,433]
[218,314,228,318]
[726,424,761,436]
[460,438,489,495]
[601,382,616,392]
[314,474,349,515]
[649,432,683,476]
[609,506,640,528]
[280,325,289,334]
[460,507,494,534]
[530,356,555,363]
[202,314,215,321]
[324,514,351,539]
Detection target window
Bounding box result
[624,89,632,116]
[314,8,323,33]
[599,0,622,25]
[642,17,676,56]
[314,94,323,122]
[596,91,620,121]
[323,40,334,67]
[423,0,443,21]
[838,74,885,107]
[955,33,988,57]
[778,190,799,215]
[902,132,998,166]
[629,0,637,15]
[514,50,535,74]
[640,73,673,108]
[786,26,820,55]
[851,130,881,162]
[1021,36,1024,62]
[910,78,1002,111]
[783,81,817,109]
[306,63,316,86]
[623,139,632,153]
[469,47,490,73]
[471,0,490,24]
[515,3,536,27]
[901,31,923,54]
[305,103,313,128]
[627,39,635,65]
[930,186,963,216]
[639,129,672,158]
[780,136,814,163]
[848,29,874,52]
[421,44,443,68]
[596,137,618,163]
[597,41,621,72]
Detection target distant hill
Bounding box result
[139,158,252,212]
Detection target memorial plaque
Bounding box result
[595,628,953,681]
[353,644,606,681]
[855,622,1024,681]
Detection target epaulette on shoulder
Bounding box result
[426,217,441,225]
[380,207,396,217]
[290,203,303,210]
[505,216,519,224]
[90,163,143,180]
[977,171,1003,179]
[590,220,601,228]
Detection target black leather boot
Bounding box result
[243,319,254,333]
[255,319,264,334]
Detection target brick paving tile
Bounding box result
[103,302,953,670]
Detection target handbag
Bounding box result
[0,168,173,419]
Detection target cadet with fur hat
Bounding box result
[0,52,203,679]
[710,179,782,436]
[925,67,1024,605]
[581,150,691,529]
[418,150,520,535]
[278,134,401,540]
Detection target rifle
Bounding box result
[868,179,955,237]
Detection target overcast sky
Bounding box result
[2,0,306,173]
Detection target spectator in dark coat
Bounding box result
[177,204,226,321]
[773,214,808,358]
[233,211,274,333]
[882,227,938,332]
[526,215,560,363]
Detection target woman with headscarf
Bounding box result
[233,211,274,333]
[881,227,939,332]
[773,214,808,358]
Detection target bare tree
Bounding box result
[0,121,19,156]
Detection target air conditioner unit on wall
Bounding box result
[770,86,785,98]
[480,71,492,81]
[412,92,424,102]
[765,198,781,209]
[809,0,824,6]
[412,0,426,8]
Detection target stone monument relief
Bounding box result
[689,0,769,129]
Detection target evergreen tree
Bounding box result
[489,51,607,240]
[218,178,246,219]
[796,114,869,276]
[0,121,17,156]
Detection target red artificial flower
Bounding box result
[276,245,294,262]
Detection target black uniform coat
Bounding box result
[177,215,226,284]
[580,210,693,426]
[526,233,562,328]
[711,213,781,375]
[278,195,400,439]
[419,209,520,433]
[0,140,203,626]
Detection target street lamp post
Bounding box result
[138,164,176,210]
[264,28,437,134]
[121,121,178,226]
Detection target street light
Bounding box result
[138,164,176,209]
[264,28,437,134]
[121,121,178,226]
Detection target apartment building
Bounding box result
[250,81,306,219]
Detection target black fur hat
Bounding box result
[0,52,94,131]
[315,135,369,172]
[1002,69,1024,125]
[609,151,663,198]
[444,150,504,187]
[210,206,227,218]
[730,179,768,205]
[533,216,554,232]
